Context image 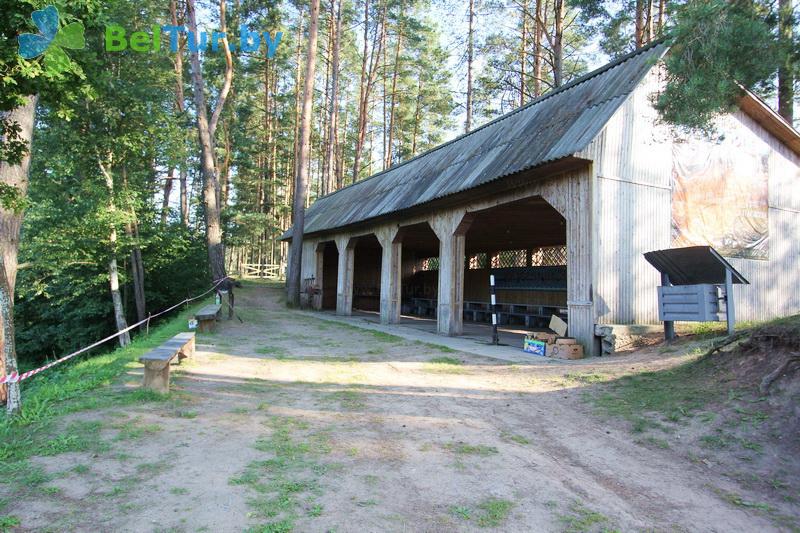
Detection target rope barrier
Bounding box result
[0,277,231,385]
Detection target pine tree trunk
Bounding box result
[0,94,37,411]
[635,0,645,47]
[412,76,422,155]
[325,0,342,194]
[533,0,542,97]
[292,14,304,192]
[657,0,666,34]
[520,1,527,106]
[353,0,371,183]
[385,31,402,168]
[553,0,564,87]
[287,0,321,307]
[466,0,475,132]
[778,0,794,123]
[352,0,385,183]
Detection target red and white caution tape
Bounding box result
[0,277,231,385]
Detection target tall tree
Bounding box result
[324,0,343,194]
[186,0,234,282]
[352,0,386,183]
[778,0,794,123]
[0,95,37,411]
[170,0,190,227]
[287,0,322,307]
[466,0,475,132]
[98,157,131,347]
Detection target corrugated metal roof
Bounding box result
[289,41,668,239]
[643,246,750,285]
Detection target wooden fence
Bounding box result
[240,263,284,279]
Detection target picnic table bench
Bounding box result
[463,301,567,327]
[139,332,195,393]
[195,303,222,332]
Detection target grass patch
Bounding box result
[636,436,670,449]
[112,418,161,441]
[323,389,366,411]
[449,505,472,520]
[0,516,21,532]
[475,498,514,527]
[256,345,290,358]
[449,498,514,528]
[592,348,720,430]
[422,361,468,374]
[428,356,462,365]
[500,431,531,445]
[558,502,612,533]
[234,416,332,530]
[713,487,772,512]
[444,442,498,456]
[563,372,610,385]
[72,464,90,475]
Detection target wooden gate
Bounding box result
[241,263,283,279]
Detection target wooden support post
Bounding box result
[377,227,402,324]
[431,212,472,336]
[725,269,735,337]
[335,236,354,315]
[661,272,675,341]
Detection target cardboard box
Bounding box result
[547,343,584,360]
[530,331,558,344]
[555,337,577,345]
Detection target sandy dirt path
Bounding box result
[5,283,786,532]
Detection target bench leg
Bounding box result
[178,337,195,363]
[142,360,171,393]
[198,318,215,333]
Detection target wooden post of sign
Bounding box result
[724,269,735,337]
[490,274,499,345]
[661,272,675,342]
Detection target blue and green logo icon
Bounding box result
[18,5,85,72]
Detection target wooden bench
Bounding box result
[195,304,222,332]
[139,332,195,393]
[463,300,568,328]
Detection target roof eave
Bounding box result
[739,90,800,156]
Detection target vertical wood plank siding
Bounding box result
[582,70,800,325]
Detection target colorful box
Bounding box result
[523,337,547,356]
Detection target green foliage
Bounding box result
[657,0,781,130]
[14,0,209,367]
